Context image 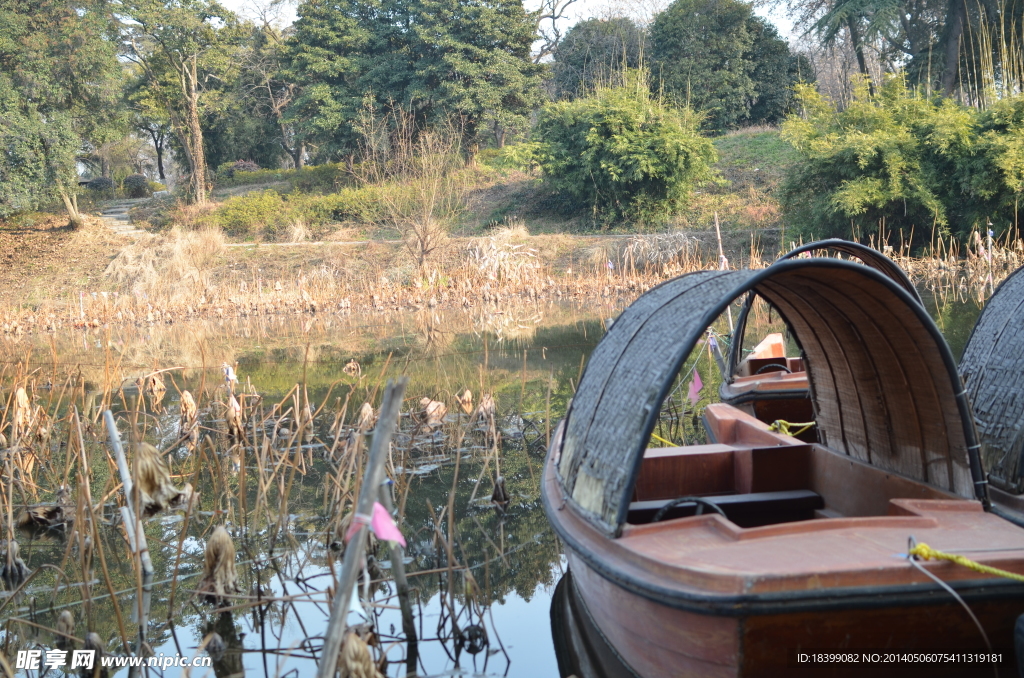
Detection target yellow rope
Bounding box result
[650,432,675,446]
[909,542,1024,583]
[768,419,816,437]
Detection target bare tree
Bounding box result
[238,6,305,168]
[240,31,305,168]
[534,0,580,62]
[356,107,468,272]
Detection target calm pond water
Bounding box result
[0,287,985,678]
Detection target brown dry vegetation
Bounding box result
[0,214,126,305]
[2,128,1020,339]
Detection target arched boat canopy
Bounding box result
[960,265,1024,494]
[728,240,922,376]
[778,239,922,303]
[557,259,986,536]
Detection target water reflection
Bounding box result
[0,290,987,678]
[0,301,608,678]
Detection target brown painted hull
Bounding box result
[544,413,1024,678]
[567,549,1020,677]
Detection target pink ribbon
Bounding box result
[343,502,407,548]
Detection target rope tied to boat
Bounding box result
[908,542,1024,583]
[768,420,816,437]
[905,537,995,667]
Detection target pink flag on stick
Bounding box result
[371,501,407,547]
[687,370,703,405]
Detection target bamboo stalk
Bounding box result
[103,410,153,577]
[316,376,408,678]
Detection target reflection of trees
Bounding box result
[0,308,602,670]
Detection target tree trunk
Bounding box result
[847,16,875,96]
[280,125,304,169]
[185,57,208,204]
[941,0,967,96]
[155,141,165,182]
[61,191,84,230]
[148,129,166,181]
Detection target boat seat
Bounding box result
[627,489,824,528]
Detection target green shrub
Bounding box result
[781,76,1024,244]
[204,184,386,239]
[213,161,350,193]
[534,71,717,226]
[86,177,114,192]
[300,186,383,226]
[148,181,166,193]
[491,142,542,172]
[123,174,151,198]
[208,190,292,238]
[290,163,347,193]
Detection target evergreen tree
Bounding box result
[0,0,123,224]
[746,16,812,125]
[286,0,544,159]
[550,17,646,99]
[650,0,810,131]
[650,0,756,132]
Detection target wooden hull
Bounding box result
[544,415,1024,678]
[565,549,1021,677]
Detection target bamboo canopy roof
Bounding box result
[728,240,922,376]
[960,265,1024,494]
[778,239,922,302]
[557,259,986,536]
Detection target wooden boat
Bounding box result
[961,264,1024,528]
[720,240,921,431]
[542,258,1024,677]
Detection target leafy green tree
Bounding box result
[0,0,123,225]
[285,0,545,159]
[650,0,809,131]
[746,17,812,125]
[650,0,756,132]
[281,0,366,163]
[781,77,979,244]
[125,0,243,203]
[550,17,646,99]
[127,74,173,182]
[534,71,717,225]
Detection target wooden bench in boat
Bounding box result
[631,404,958,528]
[627,490,824,527]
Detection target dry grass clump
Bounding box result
[288,220,311,243]
[199,525,239,605]
[133,442,195,517]
[467,223,540,284]
[620,232,698,273]
[889,230,1024,300]
[104,226,225,296]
